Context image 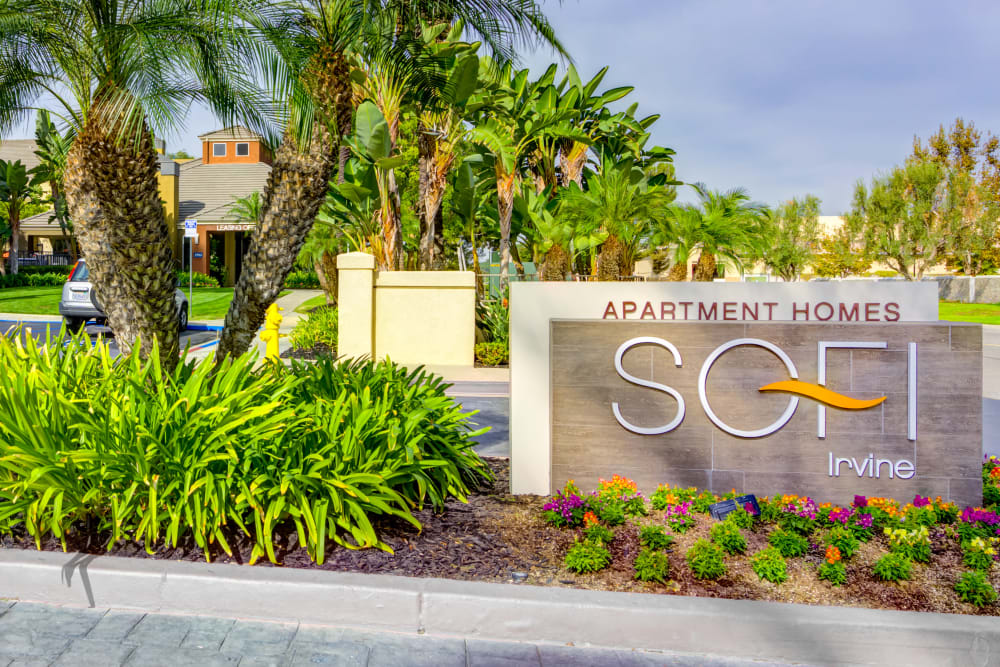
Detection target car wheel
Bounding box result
[178,304,189,332]
[65,317,86,334]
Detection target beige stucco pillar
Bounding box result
[337,252,376,360]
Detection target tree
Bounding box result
[229,191,264,226]
[29,110,75,258]
[911,119,1000,276]
[812,227,871,278]
[846,161,949,280]
[218,0,564,360]
[0,0,266,368]
[657,184,768,282]
[762,195,820,281]
[558,155,674,280]
[0,160,41,274]
[168,149,194,160]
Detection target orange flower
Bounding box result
[990,467,1000,480]
[583,511,599,527]
[825,545,842,564]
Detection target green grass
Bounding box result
[294,293,329,314]
[0,286,289,321]
[938,301,1000,325]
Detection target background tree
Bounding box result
[812,227,871,278]
[0,160,42,274]
[846,161,949,280]
[29,110,75,258]
[229,191,264,226]
[762,195,820,281]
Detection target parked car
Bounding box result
[59,259,189,333]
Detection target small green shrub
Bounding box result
[284,269,321,289]
[954,571,998,607]
[872,552,912,582]
[818,561,847,586]
[583,523,615,546]
[750,547,787,584]
[691,490,717,514]
[985,483,1000,509]
[710,521,747,555]
[884,526,931,563]
[289,306,338,352]
[21,265,72,276]
[175,269,219,288]
[639,525,674,551]
[0,272,66,288]
[768,528,809,558]
[961,537,997,571]
[634,547,670,583]
[565,539,611,574]
[474,342,508,366]
[825,526,860,559]
[725,507,755,530]
[593,498,626,526]
[477,296,509,345]
[686,539,726,580]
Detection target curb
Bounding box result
[1,550,997,666]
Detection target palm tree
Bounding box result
[229,191,264,226]
[0,0,266,367]
[558,156,675,280]
[0,160,40,274]
[29,110,76,258]
[217,0,565,360]
[657,184,769,281]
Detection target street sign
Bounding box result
[184,219,198,239]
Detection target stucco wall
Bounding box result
[933,276,1000,304]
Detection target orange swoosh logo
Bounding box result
[758,380,887,410]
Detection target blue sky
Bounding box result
[8,1,998,214]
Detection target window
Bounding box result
[212,143,226,157]
[236,142,250,157]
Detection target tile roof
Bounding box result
[0,139,41,170]
[197,126,263,141]
[178,161,271,223]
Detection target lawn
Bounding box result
[0,286,289,321]
[294,293,329,313]
[938,301,1000,325]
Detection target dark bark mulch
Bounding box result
[280,345,334,360]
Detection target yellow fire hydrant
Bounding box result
[260,303,285,362]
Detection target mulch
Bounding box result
[2,458,997,616]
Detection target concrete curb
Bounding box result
[1,550,996,666]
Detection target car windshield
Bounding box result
[69,261,90,282]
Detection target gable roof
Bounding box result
[197,126,263,142]
[0,139,41,170]
[178,161,271,223]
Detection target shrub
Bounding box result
[474,342,508,366]
[592,497,626,526]
[542,482,588,528]
[634,547,670,583]
[825,526,860,559]
[710,521,747,555]
[884,526,931,563]
[639,525,674,551]
[477,296,509,345]
[284,269,321,289]
[777,496,818,534]
[664,502,695,533]
[583,523,615,546]
[20,265,72,276]
[818,560,847,586]
[175,269,219,288]
[289,306,338,353]
[686,539,726,580]
[961,537,998,571]
[691,490,718,514]
[872,552,913,582]
[0,331,490,565]
[0,272,66,288]
[565,539,611,574]
[750,547,787,584]
[597,475,646,517]
[725,507,755,530]
[954,571,998,607]
[768,528,809,558]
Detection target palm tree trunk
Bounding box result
[693,251,717,281]
[216,125,336,360]
[217,46,351,361]
[9,216,18,275]
[417,121,435,270]
[63,120,179,368]
[540,243,570,281]
[497,171,516,291]
[510,241,526,278]
[667,261,687,281]
[596,235,623,281]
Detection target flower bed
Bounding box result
[539,465,1000,614]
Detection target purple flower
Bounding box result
[853,495,868,508]
[912,495,931,508]
[828,508,852,525]
[853,513,873,529]
[961,507,1000,526]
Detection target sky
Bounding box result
[8,0,1000,214]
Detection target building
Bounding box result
[5,127,271,284]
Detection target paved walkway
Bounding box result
[0,601,781,667]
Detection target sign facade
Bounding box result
[509,281,944,497]
[549,320,982,507]
[183,219,198,238]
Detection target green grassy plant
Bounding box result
[686,539,726,580]
[954,571,998,607]
[289,306,338,352]
[872,552,913,582]
[750,547,787,584]
[710,521,747,555]
[818,560,847,586]
[474,341,508,366]
[565,539,611,574]
[825,526,860,559]
[0,329,489,565]
[768,528,809,558]
[583,523,615,546]
[633,547,670,583]
[639,525,673,551]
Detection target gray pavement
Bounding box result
[448,381,510,458]
[0,601,786,666]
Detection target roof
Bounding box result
[0,139,41,170]
[197,126,263,141]
[178,161,271,223]
[20,207,57,231]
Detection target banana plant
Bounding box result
[450,157,498,284]
[512,182,575,280]
[0,160,41,275]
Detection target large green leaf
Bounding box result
[354,101,391,161]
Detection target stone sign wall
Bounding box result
[550,320,982,507]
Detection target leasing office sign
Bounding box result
[549,320,982,507]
